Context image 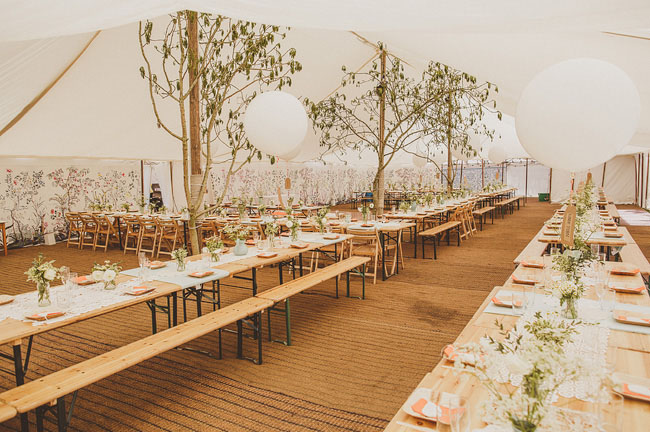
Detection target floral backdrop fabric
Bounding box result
[0,162,140,247]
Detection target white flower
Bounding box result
[369,203,374,209]
[503,353,532,376]
[103,269,117,281]
[202,247,209,254]
[286,220,294,228]
[92,270,104,282]
[44,268,57,281]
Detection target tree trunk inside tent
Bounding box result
[373,48,387,214]
[446,95,453,193]
[187,10,202,254]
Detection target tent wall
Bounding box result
[0,157,140,246]
[550,155,636,204]
[506,161,550,197]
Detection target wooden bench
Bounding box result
[513,227,548,267]
[472,206,495,230]
[607,203,621,223]
[0,296,273,432]
[418,221,462,259]
[494,196,521,218]
[0,403,17,424]
[257,256,371,345]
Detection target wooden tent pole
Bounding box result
[549,168,553,201]
[634,155,638,205]
[481,160,485,189]
[459,161,463,186]
[645,154,650,206]
[525,158,529,203]
[601,162,607,187]
[140,160,145,202]
[0,31,101,137]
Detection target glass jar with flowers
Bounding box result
[265,221,279,249]
[204,236,224,262]
[91,260,122,290]
[25,254,61,307]
[171,248,188,271]
[313,207,329,233]
[286,215,299,241]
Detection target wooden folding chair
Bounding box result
[78,213,98,250]
[156,218,182,258]
[138,216,159,256]
[348,227,397,284]
[94,214,120,252]
[123,215,141,255]
[65,212,83,249]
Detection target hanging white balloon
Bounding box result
[279,144,302,161]
[516,58,640,172]
[413,152,427,168]
[244,91,308,157]
[488,146,507,164]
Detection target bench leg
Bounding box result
[457,228,461,246]
[433,235,437,260]
[238,313,264,364]
[421,236,426,259]
[346,270,350,297]
[362,263,366,300]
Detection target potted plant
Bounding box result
[25,254,61,307]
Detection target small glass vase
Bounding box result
[512,421,537,432]
[210,252,220,263]
[291,230,299,242]
[561,297,578,319]
[362,212,368,223]
[234,238,249,256]
[103,280,117,290]
[176,259,186,272]
[37,282,51,307]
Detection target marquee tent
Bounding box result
[1,0,649,209]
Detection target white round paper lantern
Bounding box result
[413,152,427,168]
[488,146,506,164]
[516,58,640,172]
[279,145,302,161]
[244,91,308,157]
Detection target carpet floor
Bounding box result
[0,200,576,431]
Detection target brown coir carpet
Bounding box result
[0,200,568,431]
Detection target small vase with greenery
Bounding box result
[313,207,329,233]
[25,254,61,307]
[224,223,251,256]
[285,215,300,241]
[91,260,122,290]
[171,248,188,271]
[265,221,279,248]
[204,236,224,262]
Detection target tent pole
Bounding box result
[481,160,485,189]
[634,155,639,205]
[549,168,553,202]
[501,162,505,184]
[140,160,145,202]
[601,162,607,188]
[459,161,463,187]
[525,158,529,203]
[645,154,650,210]
[169,161,176,211]
[642,155,646,208]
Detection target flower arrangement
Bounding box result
[92,260,122,290]
[171,248,188,271]
[398,200,411,213]
[357,202,374,222]
[423,192,434,207]
[223,223,251,242]
[285,215,300,241]
[265,220,279,238]
[233,197,248,217]
[454,312,590,432]
[548,277,583,319]
[313,206,329,233]
[136,196,147,212]
[204,236,224,262]
[25,254,61,306]
[121,203,131,212]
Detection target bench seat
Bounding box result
[418,221,462,259]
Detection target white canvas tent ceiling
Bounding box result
[1,1,649,163]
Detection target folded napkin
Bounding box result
[257,252,277,258]
[124,286,156,296]
[610,285,645,294]
[148,261,166,269]
[290,242,309,249]
[411,399,439,420]
[521,260,544,269]
[279,233,290,237]
[604,232,624,238]
[74,275,95,285]
[443,345,478,365]
[323,234,340,240]
[0,294,14,305]
[615,314,650,327]
[610,266,640,276]
[189,271,214,278]
[511,275,537,285]
[26,311,65,321]
[491,296,522,308]
[621,383,650,402]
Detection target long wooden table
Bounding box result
[385,205,650,431]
